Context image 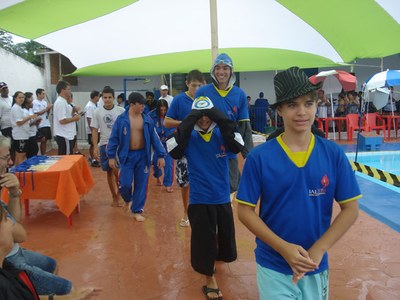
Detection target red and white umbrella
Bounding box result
[309,70,357,139]
[309,70,357,94]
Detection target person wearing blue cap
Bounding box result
[195,53,253,199]
[236,67,361,299]
[167,96,244,300]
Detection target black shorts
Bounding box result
[12,139,28,153]
[1,127,12,138]
[26,136,39,158]
[188,203,237,276]
[37,127,52,140]
[87,133,100,145]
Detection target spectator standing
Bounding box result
[53,81,80,155]
[84,90,100,167]
[10,92,37,166]
[159,85,173,106]
[254,92,269,132]
[0,82,13,138]
[32,88,53,155]
[23,92,41,158]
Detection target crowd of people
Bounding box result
[0,54,364,299]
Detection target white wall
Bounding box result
[0,47,46,94]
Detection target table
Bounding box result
[3,155,94,226]
[381,115,400,140]
[317,117,347,140]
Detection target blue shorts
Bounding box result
[100,145,112,171]
[256,264,329,299]
[7,247,72,295]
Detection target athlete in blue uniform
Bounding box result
[167,96,244,300]
[165,70,205,227]
[237,67,361,299]
[195,53,253,194]
[108,92,166,222]
[149,100,175,191]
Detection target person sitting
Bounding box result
[0,135,96,299]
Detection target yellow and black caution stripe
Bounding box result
[349,160,400,188]
[252,130,269,137]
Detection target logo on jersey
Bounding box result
[192,96,214,110]
[308,174,329,197]
[215,145,227,158]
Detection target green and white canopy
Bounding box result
[0,0,399,76]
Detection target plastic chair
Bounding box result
[346,114,366,141]
[364,113,386,139]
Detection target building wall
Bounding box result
[0,47,46,94]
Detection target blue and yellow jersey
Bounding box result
[236,134,361,275]
[185,127,230,205]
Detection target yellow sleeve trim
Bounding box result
[235,198,257,207]
[337,194,362,204]
[165,116,176,120]
[238,119,251,122]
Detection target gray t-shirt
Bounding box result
[91,105,125,146]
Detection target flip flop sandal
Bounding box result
[202,285,223,300]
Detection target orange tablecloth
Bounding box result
[4,155,94,219]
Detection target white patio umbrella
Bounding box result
[365,69,400,131]
[1,0,400,76]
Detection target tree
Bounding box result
[0,30,14,52]
[0,30,43,67]
[13,40,43,67]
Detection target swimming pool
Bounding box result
[346,151,400,232]
[346,151,400,191]
[346,151,400,173]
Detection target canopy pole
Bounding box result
[169,73,173,96]
[209,0,219,63]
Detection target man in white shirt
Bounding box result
[84,90,100,167]
[159,84,173,106]
[0,82,13,138]
[53,80,80,155]
[32,88,53,155]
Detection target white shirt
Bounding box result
[159,95,173,106]
[27,108,38,137]
[91,105,125,146]
[0,96,13,129]
[84,101,97,135]
[53,96,76,140]
[32,99,51,128]
[10,104,30,140]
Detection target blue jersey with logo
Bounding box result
[166,92,194,122]
[185,127,230,205]
[195,84,249,122]
[236,135,361,275]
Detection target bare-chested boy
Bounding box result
[107,92,166,221]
